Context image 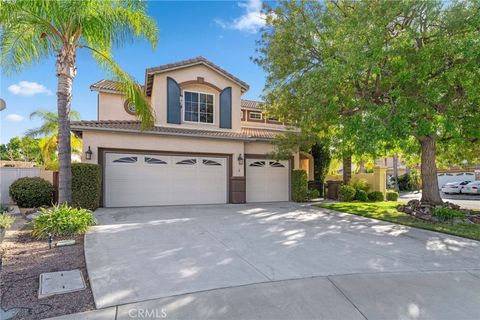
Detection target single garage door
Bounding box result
[104,152,227,207]
[246,159,289,202]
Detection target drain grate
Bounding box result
[38,269,86,298]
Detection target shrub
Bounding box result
[338,185,356,201]
[386,191,399,201]
[306,188,320,200]
[394,173,420,191]
[0,213,15,230]
[292,170,308,202]
[432,208,465,222]
[72,163,102,210]
[0,203,10,214]
[368,191,384,202]
[32,204,96,239]
[354,189,368,202]
[349,178,371,192]
[9,177,54,208]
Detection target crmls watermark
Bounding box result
[128,308,167,319]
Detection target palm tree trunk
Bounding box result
[419,136,442,204]
[56,46,76,204]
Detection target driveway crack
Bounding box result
[327,276,368,320]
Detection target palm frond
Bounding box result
[27,109,81,137]
[1,0,158,129]
[0,0,62,74]
[86,46,155,129]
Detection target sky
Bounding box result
[0,0,269,144]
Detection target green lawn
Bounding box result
[318,202,480,241]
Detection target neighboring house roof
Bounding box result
[71,120,284,141]
[145,56,250,96]
[90,79,121,92]
[90,80,145,93]
[241,99,264,110]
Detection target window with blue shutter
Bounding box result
[167,77,181,124]
[219,87,232,129]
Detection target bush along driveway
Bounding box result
[318,202,480,241]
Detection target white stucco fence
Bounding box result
[0,167,54,204]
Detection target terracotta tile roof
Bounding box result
[241,99,265,110]
[240,127,285,139]
[90,80,144,93]
[70,120,284,141]
[145,57,249,96]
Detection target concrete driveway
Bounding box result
[84,203,480,319]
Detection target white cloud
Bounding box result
[5,114,24,122]
[8,81,52,96]
[215,0,266,33]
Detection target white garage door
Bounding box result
[104,152,227,207]
[246,159,289,202]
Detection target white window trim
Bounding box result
[182,90,215,125]
[249,111,263,120]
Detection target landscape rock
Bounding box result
[397,200,478,224]
[468,215,480,224]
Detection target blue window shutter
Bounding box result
[219,87,232,129]
[167,77,181,124]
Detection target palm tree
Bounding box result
[0,0,158,203]
[27,109,82,170]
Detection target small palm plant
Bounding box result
[27,110,82,170]
[0,0,158,203]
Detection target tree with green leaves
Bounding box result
[310,142,331,195]
[256,0,480,204]
[0,0,158,203]
[27,109,82,170]
[0,136,41,162]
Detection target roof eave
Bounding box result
[89,86,122,94]
[69,125,272,142]
[145,61,249,93]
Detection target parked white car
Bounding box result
[462,181,480,194]
[441,181,472,194]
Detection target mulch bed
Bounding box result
[0,220,95,319]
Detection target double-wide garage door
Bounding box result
[105,152,227,207]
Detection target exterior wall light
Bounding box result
[237,153,244,166]
[85,146,93,160]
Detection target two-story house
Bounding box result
[71,57,313,207]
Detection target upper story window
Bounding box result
[249,111,262,120]
[184,91,214,124]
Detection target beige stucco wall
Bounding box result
[81,131,302,176]
[82,130,246,176]
[151,64,243,132]
[245,142,300,169]
[326,167,387,195]
[98,92,138,121]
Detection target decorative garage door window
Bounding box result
[249,161,265,167]
[269,161,285,168]
[112,156,138,163]
[203,159,222,166]
[144,157,167,164]
[176,158,197,165]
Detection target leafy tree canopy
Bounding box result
[256,0,480,203]
[0,136,41,163]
